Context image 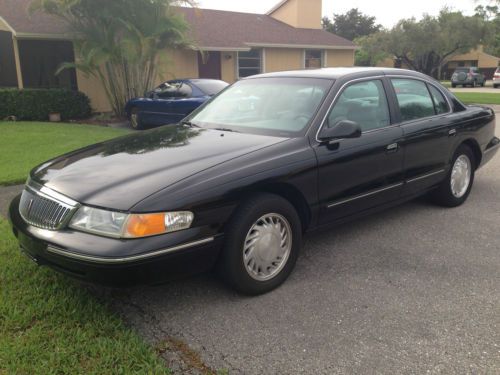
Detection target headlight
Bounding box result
[69,206,194,238]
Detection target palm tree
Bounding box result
[30,0,196,117]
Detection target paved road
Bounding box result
[104,123,500,373]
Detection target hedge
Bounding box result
[0,88,92,121]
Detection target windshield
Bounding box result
[188,77,333,137]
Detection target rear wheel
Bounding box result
[451,83,457,88]
[431,144,475,207]
[218,194,302,295]
[130,107,145,130]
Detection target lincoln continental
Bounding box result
[9,68,499,294]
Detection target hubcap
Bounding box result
[450,154,471,198]
[131,112,138,128]
[243,213,292,281]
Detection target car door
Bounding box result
[388,78,454,196]
[314,78,405,225]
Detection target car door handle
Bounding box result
[386,143,399,153]
[449,129,457,137]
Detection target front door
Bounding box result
[314,78,405,225]
[198,51,221,80]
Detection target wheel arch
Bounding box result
[461,138,482,169]
[231,183,312,233]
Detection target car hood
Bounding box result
[31,126,287,211]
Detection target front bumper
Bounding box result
[8,194,223,286]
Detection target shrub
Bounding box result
[0,88,92,121]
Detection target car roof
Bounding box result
[249,67,434,81]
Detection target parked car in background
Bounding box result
[451,67,486,88]
[125,79,228,129]
[493,67,500,88]
[9,68,499,295]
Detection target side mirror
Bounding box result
[319,120,362,142]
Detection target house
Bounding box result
[441,46,499,80]
[0,0,356,113]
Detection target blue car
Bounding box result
[125,79,229,129]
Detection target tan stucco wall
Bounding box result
[265,48,304,72]
[0,17,12,31]
[269,0,322,29]
[76,70,112,113]
[156,49,198,83]
[326,50,355,67]
[221,51,237,83]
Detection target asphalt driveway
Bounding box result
[104,120,500,373]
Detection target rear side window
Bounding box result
[327,80,390,132]
[428,85,449,114]
[391,79,435,122]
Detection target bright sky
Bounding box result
[196,0,493,27]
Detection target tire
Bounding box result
[494,84,499,89]
[451,84,456,88]
[130,107,145,130]
[218,193,302,295]
[431,144,475,207]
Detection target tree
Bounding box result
[475,4,500,57]
[323,8,381,41]
[30,0,195,117]
[364,10,489,77]
[354,34,390,67]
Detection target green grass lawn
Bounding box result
[0,122,130,186]
[453,92,500,105]
[0,219,170,374]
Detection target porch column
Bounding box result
[12,36,23,89]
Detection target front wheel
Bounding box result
[218,194,302,295]
[431,145,475,207]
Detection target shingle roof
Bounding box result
[0,0,355,49]
[0,0,71,35]
[178,7,355,50]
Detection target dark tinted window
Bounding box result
[428,85,449,114]
[192,80,229,96]
[327,80,390,132]
[391,79,435,121]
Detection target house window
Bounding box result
[238,50,262,78]
[305,50,323,69]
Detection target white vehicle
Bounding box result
[493,67,500,89]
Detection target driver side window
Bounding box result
[327,80,390,132]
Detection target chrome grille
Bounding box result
[19,186,78,230]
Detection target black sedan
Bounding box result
[9,68,499,295]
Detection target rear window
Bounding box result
[191,80,229,96]
[454,68,469,73]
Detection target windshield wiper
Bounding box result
[213,127,239,133]
[181,120,201,128]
